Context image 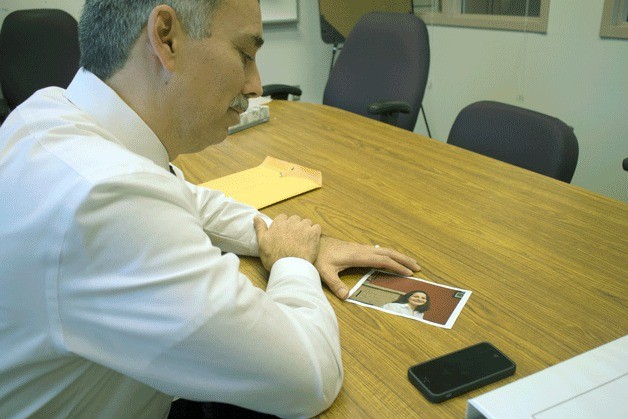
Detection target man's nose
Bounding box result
[244,63,263,98]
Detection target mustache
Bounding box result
[229,95,249,113]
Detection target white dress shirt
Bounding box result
[0,69,342,418]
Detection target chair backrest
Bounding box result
[448,101,579,183]
[322,12,430,131]
[0,9,80,109]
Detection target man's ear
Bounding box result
[147,5,180,72]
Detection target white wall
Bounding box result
[256,0,331,104]
[2,0,626,202]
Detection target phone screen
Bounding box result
[408,342,515,402]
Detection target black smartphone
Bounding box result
[407,342,516,403]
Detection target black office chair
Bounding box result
[447,101,579,183]
[262,84,302,101]
[265,12,430,133]
[0,9,80,123]
[322,12,430,132]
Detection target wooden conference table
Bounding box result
[175,101,628,417]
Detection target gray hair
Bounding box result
[79,0,223,80]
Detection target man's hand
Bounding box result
[314,236,421,300]
[254,214,321,271]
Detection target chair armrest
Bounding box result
[367,100,412,127]
[262,84,302,100]
[0,98,9,125]
[367,100,412,116]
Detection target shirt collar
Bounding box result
[64,68,170,171]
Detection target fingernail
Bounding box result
[339,288,348,299]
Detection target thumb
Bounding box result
[321,270,349,300]
[253,216,268,239]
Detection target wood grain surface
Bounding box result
[175,101,628,417]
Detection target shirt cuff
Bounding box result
[267,257,321,289]
[258,213,272,228]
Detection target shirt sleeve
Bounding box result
[173,165,272,256]
[57,171,342,418]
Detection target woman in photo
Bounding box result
[382,290,430,319]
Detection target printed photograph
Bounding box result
[347,270,472,329]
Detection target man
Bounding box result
[0,0,420,417]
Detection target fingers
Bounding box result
[319,269,349,300]
[365,249,420,277]
[256,214,322,269]
[373,246,422,272]
[370,255,415,277]
[340,245,420,276]
[253,216,268,236]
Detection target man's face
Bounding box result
[170,0,263,154]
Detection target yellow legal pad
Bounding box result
[199,156,322,209]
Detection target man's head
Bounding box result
[78,0,264,159]
[79,0,224,81]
